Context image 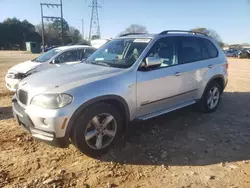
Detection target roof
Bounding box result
[117,31,210,40]
[55,45,94,51]
[118,34,156,39]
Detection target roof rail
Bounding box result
[119,33,147,37]
[159,30,208,37]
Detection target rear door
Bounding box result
[175,36,220,100]
[175,36,202,101]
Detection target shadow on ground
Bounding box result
[99,91,250,166]
[0,106,12,120]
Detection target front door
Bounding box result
[55,49,81,66]
[136,37,184,117]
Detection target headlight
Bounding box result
[31,94,73,109]
[7,72,26,79]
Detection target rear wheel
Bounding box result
[199,81,222,113]
[71,103,123,157]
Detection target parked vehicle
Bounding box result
[224,49,237,57]
[237,49,250,58]
[44,45,60,52]
[12,30,228,157]
[91,39,110,49]
[6,45,96,91]
[12,44,20,50]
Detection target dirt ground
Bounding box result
[0,51,250,188]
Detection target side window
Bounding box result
[56,50,79,63]
[85,48,96,58]
[202,39,218,58]
[178,37,202,64]
[78,49,86,61]
[145,37,176,67]
[79,48,96,60]
[198,39,210,59]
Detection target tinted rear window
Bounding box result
[201,38,218,58]
[178,37,202,64]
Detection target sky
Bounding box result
[0,0,250,44]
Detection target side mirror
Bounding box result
[142,57,161,69]
[51,59,59,64]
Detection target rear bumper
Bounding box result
[12,99,69,148]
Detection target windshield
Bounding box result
[34,48,62,63]
[86,38,151,68]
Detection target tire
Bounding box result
[199,81,222,113]
[71,102,123,157]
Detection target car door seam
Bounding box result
[140,89,197,106]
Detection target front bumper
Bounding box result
[12,99,70,148]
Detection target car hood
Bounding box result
[19,63,124,94]
[9,60,42,73]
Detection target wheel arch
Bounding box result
[202,75,225,97]
[66,95,130,139]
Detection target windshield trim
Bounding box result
[34,48,62,63]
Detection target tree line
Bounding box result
[0,17,87,50]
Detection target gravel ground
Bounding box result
[0,51,250,188]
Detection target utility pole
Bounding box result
[40,0,64,52]
[89,0,101,41]
[40,4,45,52]
[82,18,84,39]
[60,0,64,45]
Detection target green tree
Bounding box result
[52,18,69,36]
[68,27,83,43]
[0,17,41,50]
[91,35,100,40]
[119,24,148,36]
[36,19,83,46]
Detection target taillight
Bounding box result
[226,63,228,69]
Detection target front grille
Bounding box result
[17,89,28,105]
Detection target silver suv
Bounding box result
[12,30,228,157]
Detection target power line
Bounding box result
[89,0,101,41]
[40,0,64,52]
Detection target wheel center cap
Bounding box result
[98,128,104,133]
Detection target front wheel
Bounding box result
[71,103,123,157]
[199,81,222,113]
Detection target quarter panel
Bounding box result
[197,57,228,99]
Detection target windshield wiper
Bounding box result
[89,61,110,67]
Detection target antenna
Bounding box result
[89,0,101,41]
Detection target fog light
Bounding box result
[43,118,49,125]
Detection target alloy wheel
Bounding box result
[85,113,117,149]
[207,86,220,109]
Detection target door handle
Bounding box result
[208,64,213,69]
[174,72,181,76]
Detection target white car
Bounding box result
[5,45,96,91]
[91,39,110,49]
